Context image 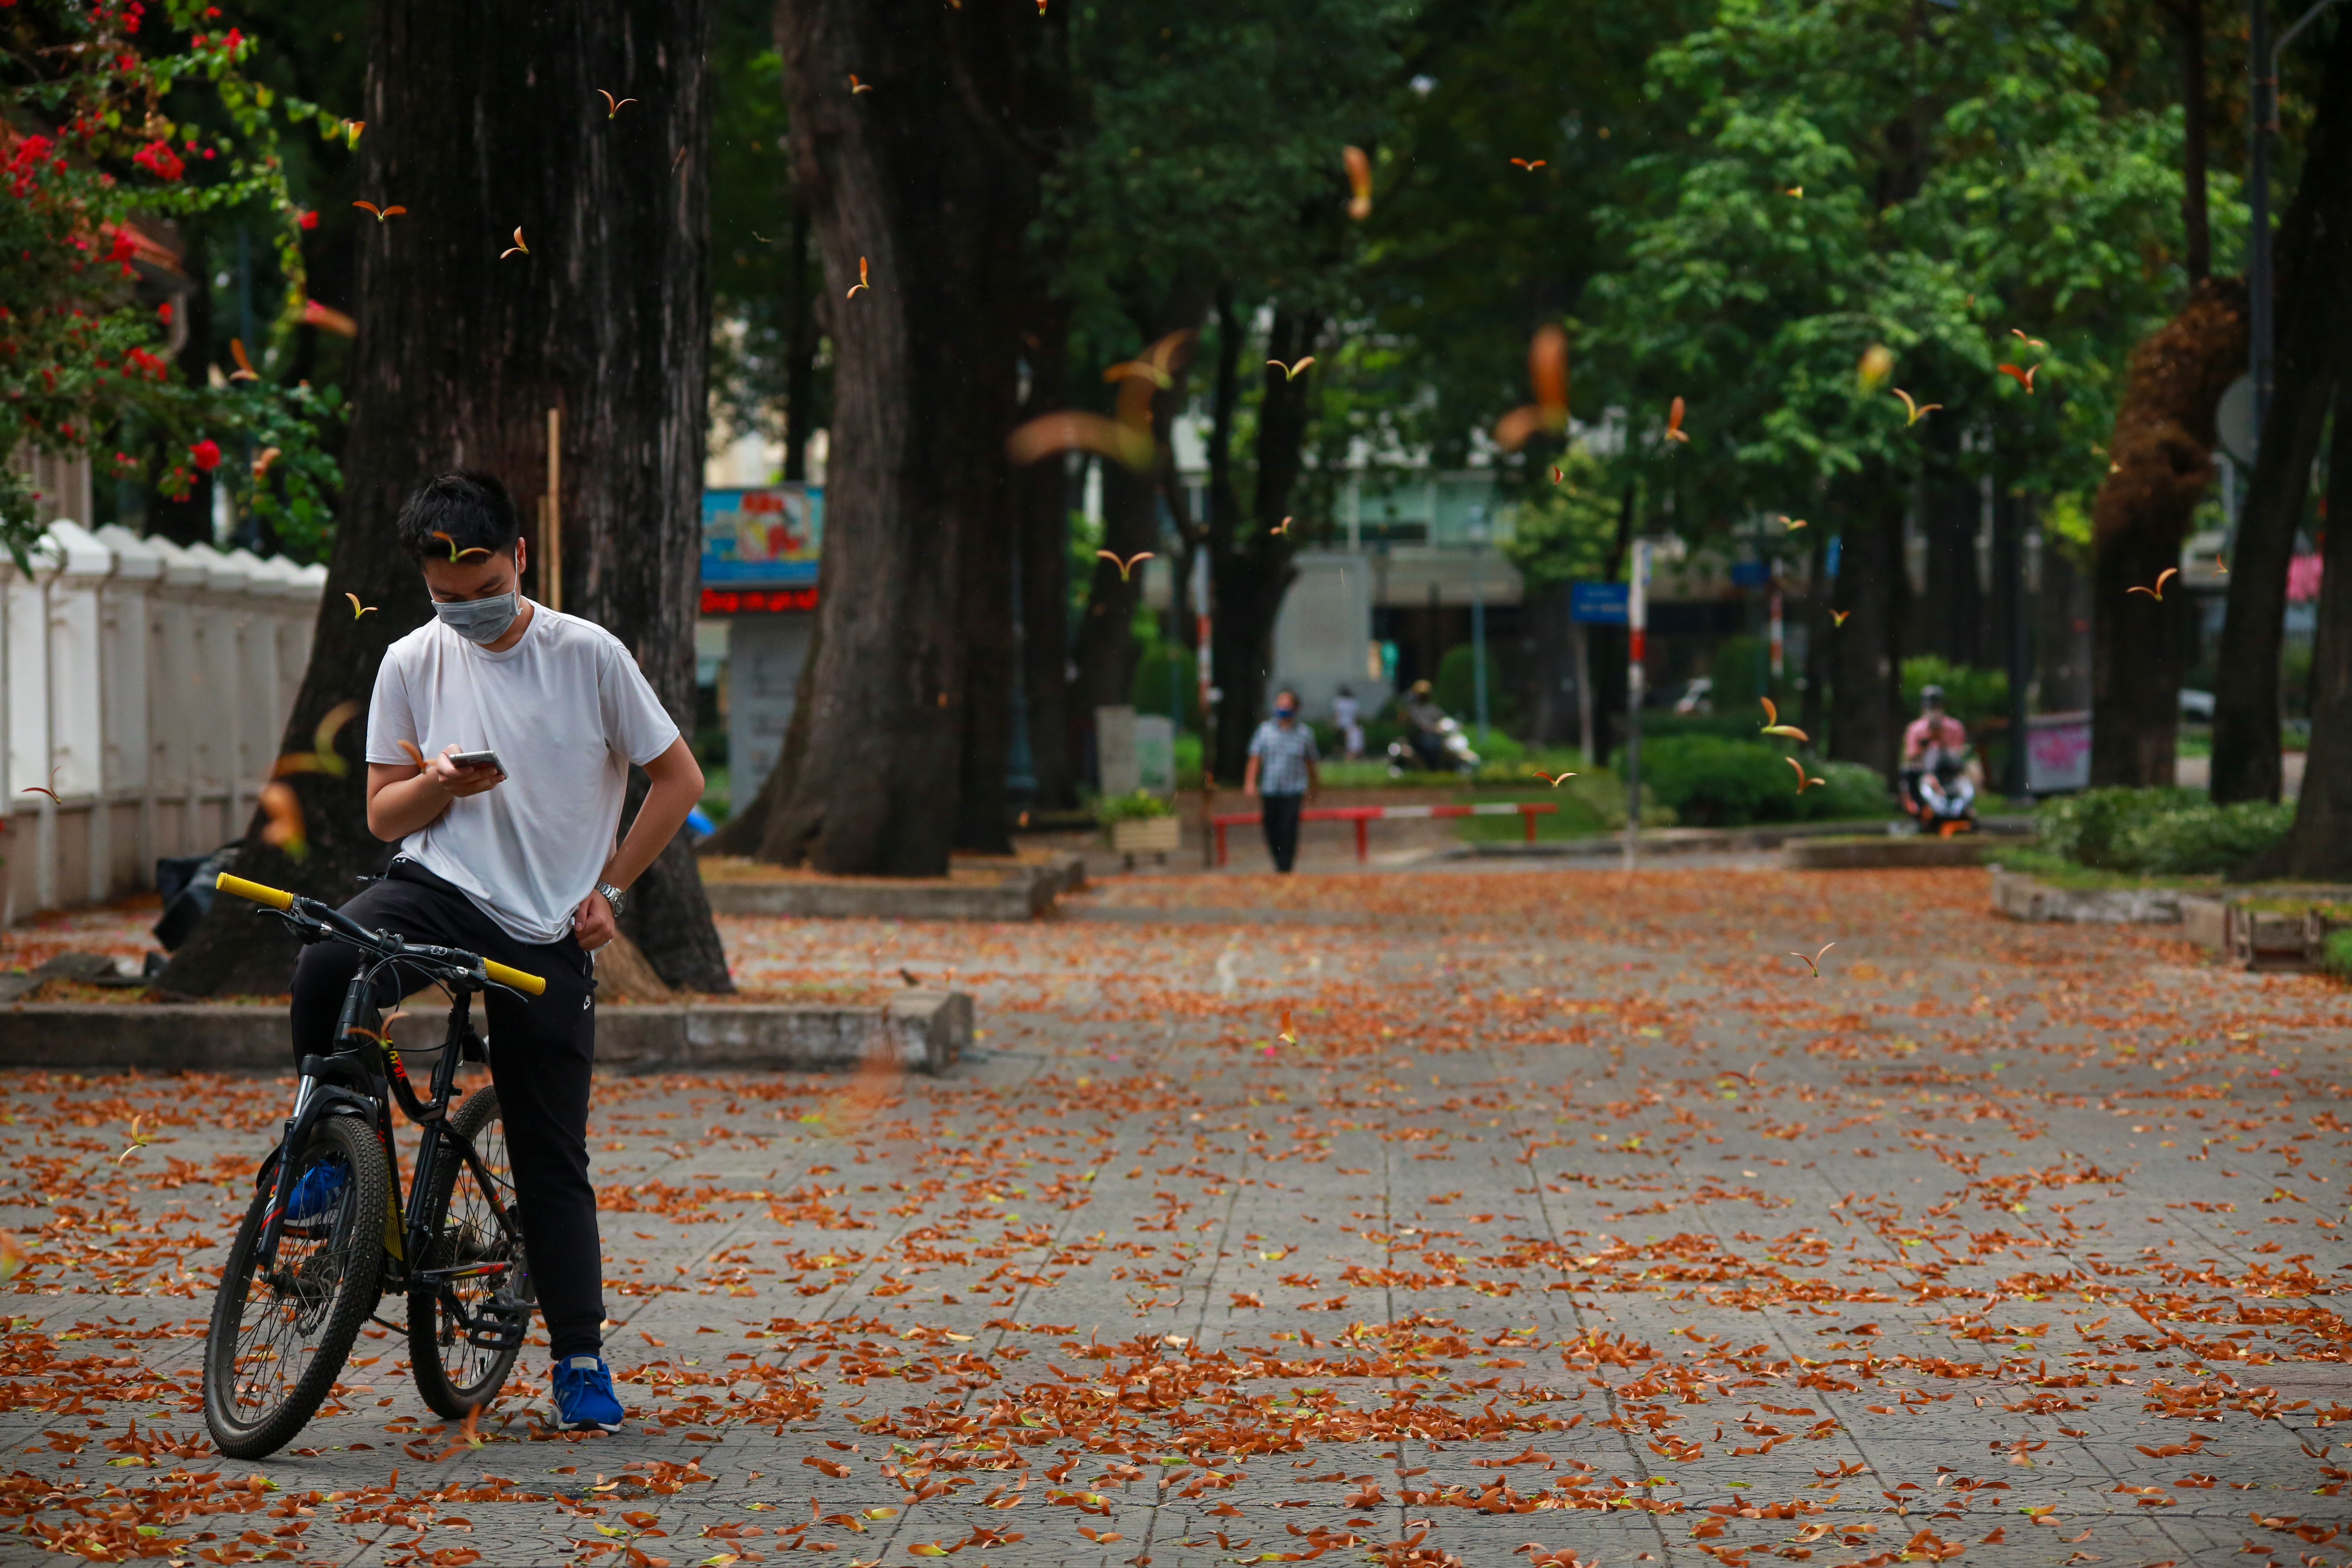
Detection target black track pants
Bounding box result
[288,857,606,1360]
[1261,793,1304,873]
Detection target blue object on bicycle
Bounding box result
[550,1354,626,1432]
[686,806,715,840]
[285,1159,347,1223]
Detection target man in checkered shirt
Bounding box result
[1243,688,1320,873]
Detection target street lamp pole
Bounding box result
[1624,538,1648,873]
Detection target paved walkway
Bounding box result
[4,864,2350,1566]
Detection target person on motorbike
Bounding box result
[1400,680,1450,771]
[1900,685,1971,820]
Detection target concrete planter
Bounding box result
[0,991,971,1075]
[699,854,1077,921]
[1110,815,1180,866]
[1990,868,2185,924]
[1782,836,1984,870]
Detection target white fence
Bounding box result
[2,520,326,923]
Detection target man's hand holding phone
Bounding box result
[428,744,506,799]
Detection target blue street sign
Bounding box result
[1731,559,1771,588]
[1570,581,1629,624]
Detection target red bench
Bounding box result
[1208,801,1558,866]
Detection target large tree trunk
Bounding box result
[760,0,1039,873]
[2169,0,2210,284]
[2282,390,2352,874]
[158,0,728,997]
[1016,314,1077,810]
[1918,419,1982,668]
[2088,275,2249,787]
[1208,305,1319,782]
[2210,15,2352,803]
[1827,469,1905,779]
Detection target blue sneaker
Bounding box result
[284,1158,347,1223]
[549,1355,625,1432]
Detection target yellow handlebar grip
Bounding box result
[482,958,546,997]
[214,872,295,910]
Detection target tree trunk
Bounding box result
[2089,274,2249,787]
[1527,581,1578,747]
[1919,432,1982,668]
[954,459,1016,852]
[1016,312,1077,810]
[760,0,1040,873]
[1070,303,1199,779]
[782,205,820,482]
[1798,517,1829,747]
[1207,304,1318,782]
[158,0,728,997]
[2283,390,2352,874]
[2210,14,2352,803]
[1827,469,1905,779]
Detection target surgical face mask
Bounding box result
[434,590,519,645]
[1275,705,1296,720]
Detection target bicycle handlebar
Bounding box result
[481,959,547,997]
[213,873,545,996]
[215,872,293,910]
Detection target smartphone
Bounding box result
[447,749,504,773]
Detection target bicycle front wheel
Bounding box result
[408,1083,534,1419]
[203,1114,390,1459]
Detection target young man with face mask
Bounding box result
[283,471,704,1434]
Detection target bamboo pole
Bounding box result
[543,406,562,612]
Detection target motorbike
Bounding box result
[1905,746,1978,835]
[1388,715,1483,777]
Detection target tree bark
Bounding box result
[2282,389,2352,874]
[158,0,728,997]
[1827,468,1906,779]
[781,205,820,483]
[2088,274,2249,787]
[2210,14,2352,803]
[1070,301,1200,777]
[760,0,1041,873]
[1016,311,1077,810]
[1918,420,1982,668]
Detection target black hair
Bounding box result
[395,470,521,564]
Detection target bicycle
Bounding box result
[198,871,550,1460]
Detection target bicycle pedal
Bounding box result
[465,1297,530,1352]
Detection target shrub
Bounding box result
[1131,643,1201,730]
[1097,788,1173,822]
[2033,786,2292,875]
[1611,735,1887,826]
[1710,635,1770,712]
[1436,643,1517,728]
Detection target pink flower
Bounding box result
[2288,552,2324,604]
[189,439,221,472]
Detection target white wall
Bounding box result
[1,521,326,923]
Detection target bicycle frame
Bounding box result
[250,913,532,1352]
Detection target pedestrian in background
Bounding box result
[1332,686,1364,759]
[1243,688,1319,873]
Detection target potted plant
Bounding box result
[1100,790,1179,863]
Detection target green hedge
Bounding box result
[1609,735,1889,826]
[2033,787,2292,875]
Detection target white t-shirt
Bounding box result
[364,602,680,946]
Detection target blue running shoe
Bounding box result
[284,1158,347,1223]
[549,1355,625,1432]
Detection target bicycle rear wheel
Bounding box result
[408,1083,534,1419]
[203,1114,389,1459]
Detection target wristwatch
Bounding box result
[595,880,628,918]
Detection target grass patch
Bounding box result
[1988,844,2219,892]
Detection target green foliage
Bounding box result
[1501,442,1624,590]
[706,0,815,455]
[1131,642,1201,731]
[0,0,348,563]
[1097,788,1175,823]
[2321,929,2352,985]
[1900,656,2009,727]
[1435,643,1514,728]
[2034,787,2292,874]
[1575,0,2225,533]
[1612,735,1887,826]
[1711,635,1770,711]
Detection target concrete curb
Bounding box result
[701,853,1080,921]
[1466,817,2031,860]
[1989,867,2185,924]
[1782,837,1985,870]
[0,991,972,1076]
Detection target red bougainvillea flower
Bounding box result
[189,439,222,472]
[131,139,183,181]
[297,209,318,230]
